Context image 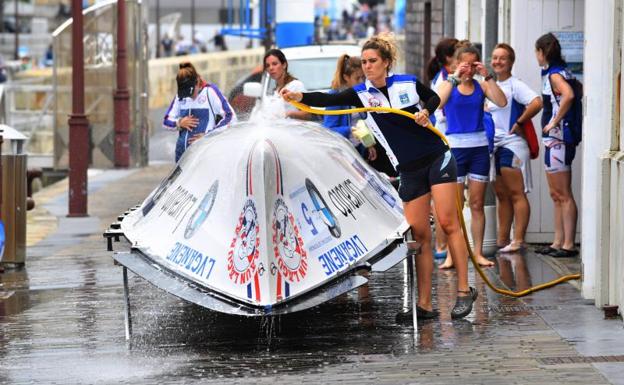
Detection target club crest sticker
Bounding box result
[184,180,218,239]
[272,197,307,283]
[368,96,382,107]
[227,198,260,285]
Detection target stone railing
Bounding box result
[148,48,264,110]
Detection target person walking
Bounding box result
[534,33,579,258]
[163,62,237,162]
[488,43,542,253]
[281,34,479,320]
[436,44,507,268]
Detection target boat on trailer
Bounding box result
[105,117,421,337]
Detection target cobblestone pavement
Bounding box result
[1,164,623,385]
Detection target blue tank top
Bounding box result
[444,79,485,135]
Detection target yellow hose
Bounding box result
[289,100,581,297]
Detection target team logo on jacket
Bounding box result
[197,94,207,104]
[272,197,307,283]
[368,96,382,107]
[399,93,410,104]
[227,198,260,284]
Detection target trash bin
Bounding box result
[1,124,28,266]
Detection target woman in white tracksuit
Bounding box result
[163,62,237,162]
[487,43,542,253]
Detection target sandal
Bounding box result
[451,287,478,319]
[535,245,558,255]
[550,248,579,258]
[396,306,440,323]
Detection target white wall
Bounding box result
[503,0,584,243]
[581,0,619,302]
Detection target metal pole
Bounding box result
[155,0,161,58]
[443,0,455,38]
[114,0,130,168]
[68,0,89,217]
[190,0,195,44]
[0,0,5,33]
[0,127,3,219]
[14,0,19,60]
[407,254,418,334]
[122,266,133,340]
[263,0,272,51]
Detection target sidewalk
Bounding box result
[0,164,623,384]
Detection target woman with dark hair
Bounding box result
[163,62,237,162]
[426,37,458,262]
[488,43,542,253]
[436,44,507,269]
[263,48,310,120]
[282,33,479,320]
[534,33,579,258]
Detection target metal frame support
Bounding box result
[406,253,418,333]
[122,266,132,340]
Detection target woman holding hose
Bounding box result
[281,33,477,320]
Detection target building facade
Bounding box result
[406,0,624,318]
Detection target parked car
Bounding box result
[228,64,263,120]
[242,44,362,117]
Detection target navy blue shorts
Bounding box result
[398,150,457,202]
[451,146,490,183]
[494,147,517,175]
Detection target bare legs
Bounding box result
[439,180,493,268]
[430,182,470,292]
[403,194,435,311]
[545,170,577,250]
[402,181,473,311]
[494,167,530,251]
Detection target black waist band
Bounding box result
[396,147,449,172]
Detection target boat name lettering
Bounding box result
[166,242,216,280]
[317,235,368,276]
[327,179,366,220]
[159,186,198,222]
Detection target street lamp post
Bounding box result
[156,0,161,58]
[114,0,130,168]
[14,0,19,60]
[68,0,89,216]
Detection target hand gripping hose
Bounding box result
[288,100,581,297]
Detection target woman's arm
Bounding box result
[208,84,237,128]
[416,80,440,116]
[544,73,574,133]
[163,96,181,130]
[480,78,507,107]
[510,97,542,135]
[282,87,361,108]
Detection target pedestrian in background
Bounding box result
[281,33,479,320]
[163,62,236,162]
[534,33,579,258]
[488,43,542,253]
[263,49,311,120]
[436,44,507,268]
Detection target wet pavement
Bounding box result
[2,164,624,384]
